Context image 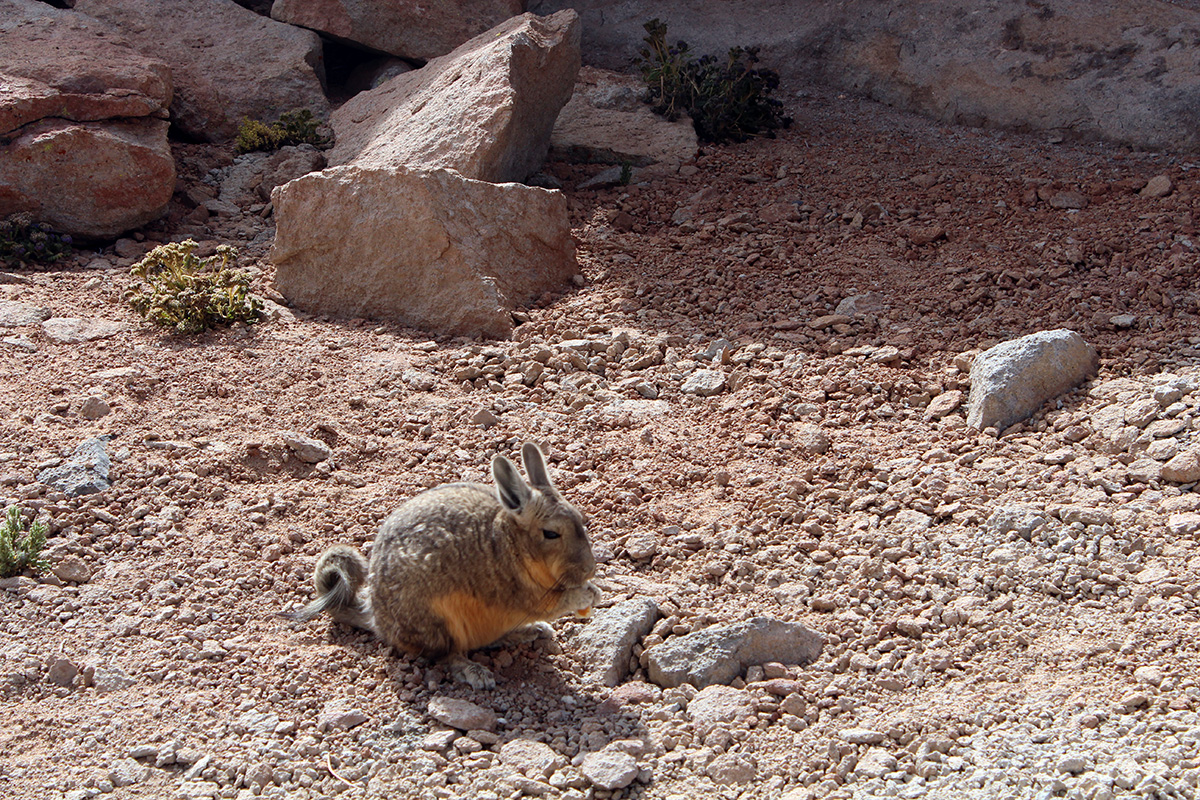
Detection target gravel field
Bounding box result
[1,86,1199,800]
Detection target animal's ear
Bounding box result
[521,442,558,495]
[493,453,532,511]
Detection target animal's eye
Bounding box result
[542,529,561,540]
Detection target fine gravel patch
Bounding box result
[2,87,1199,800]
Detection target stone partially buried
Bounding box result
[645,617,824,688]
[966,329,1098,431]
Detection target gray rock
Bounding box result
[681,370,726,397]
[90,664,135,693]
[51,555,92,584]
[834,291,887,317]
[1140,174,1173,199]
[841,727,887,745]
[108,757,149,787]
[984,506,1047,540]
[0,301,51,327]
[281,432,332,463]
[687,684,755,736]
[41,317,131,344]
[580,750,638,790]
[856,747,899,779]
[37,436,112,496]
[966,329,1098,431]
[646,617,824,688]
[706,752,757,785]
[47,658,79,687]
[573,598,659,687]
[499,739,567,779]
[79,396,112,420]
[317,701,368,732]
[427,696,497,731]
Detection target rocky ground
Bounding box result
[2,86,1199,800]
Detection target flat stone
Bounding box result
[41,317,131,344]
[1162,447,1200,483]
[646,617,824,688]
[427,696,497,731]
[925,390,963,419]
[37,436,111,497]
[108,757,149,787]
[687,684,755,736]
[580,750,638,790]
[281,432,332,463]
[0,301,51,327]
[1140,174,1173,198]
[317,702,368,732]
[499,739,567,779]
[51,555,92,584]
[840,727,887,745]
[681,370,726,397]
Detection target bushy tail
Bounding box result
[281,544,373,631]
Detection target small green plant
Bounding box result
[0,213,73,268]
[637,18,791,144]
[125,239,263,334]
[235,109,330,154]
[0,506,48,578]
[619,161,634,186]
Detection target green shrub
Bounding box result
[0,213,73,268]
[235,110,330,154]
[637,18,791,144]
[125,239,263,334]
[0,506,48,578]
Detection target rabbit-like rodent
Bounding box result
[286,442,599,689]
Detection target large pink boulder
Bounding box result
[328,10,580,182]
[75,0,329,142]
[0,0,174,237]
[272,0,525,62]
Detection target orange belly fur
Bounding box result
[429,591,530,652]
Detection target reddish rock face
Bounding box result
[75,0,329,142]
[272,0,526,62]
[0,0,175,237]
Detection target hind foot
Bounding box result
[446,655,496,690]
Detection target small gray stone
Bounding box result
[856,747,899,779]
[0,301,51,327]
[281,432,332,463]
[37,436,112,496]
[79,396,112,420]
[646,617,824,688]
[624,531,658,560]
[1057,756,1087,774]
[706,752,757,785]
[499,739,567,779]
[471,408,501,428]
[51,555,92,584]
[573,598,659,687]
[109,757,149,787]
[1140,174,1173,198]
[840,727,886,745]
[580,750,638,790]
[687,684,755,736]
[427,696,496,731]
[681,370,726,397]
[317,701,368,732]
[41,317,131,343]
[91,664,135,693]
[47,658,79,687]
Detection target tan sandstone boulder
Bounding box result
[272,0,525,62]
[328,10,581,183]
[271,166,577,339]
[75,0,329,142]
[0,0,174,237]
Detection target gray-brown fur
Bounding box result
[285,443,598,688]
